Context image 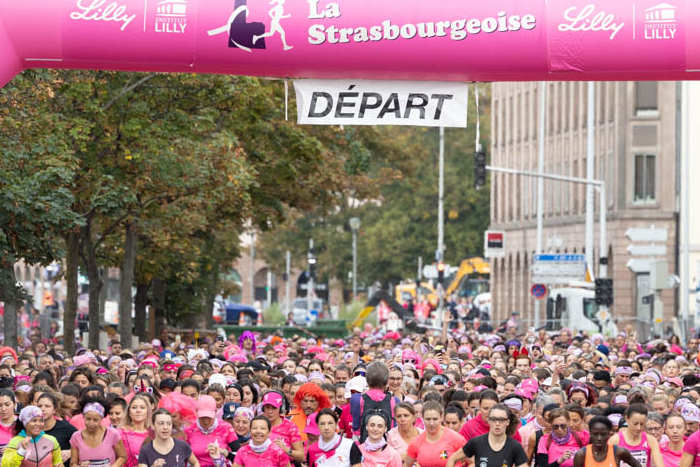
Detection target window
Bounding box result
[634,154,656,202]
[635,82,658,116]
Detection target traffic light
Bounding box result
[474,151,487,189]
[437,262,446,285]
[595,278,614,306]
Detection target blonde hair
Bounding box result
[125,393,153,429]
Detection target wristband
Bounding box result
[16,446,26,458]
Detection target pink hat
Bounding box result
[681,404,700,423]
[196,395,217,419]
[667,377,684,388]
[305,412,320,436]
[261,392,284,409]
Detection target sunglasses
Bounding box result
[134,385,154,394]
[552,424,568,430]
[404,359,417,364]
[354,370,366,377]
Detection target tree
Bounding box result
[257,85,492,291]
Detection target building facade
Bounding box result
[489,81,678,334]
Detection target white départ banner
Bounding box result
[294,80,468,127]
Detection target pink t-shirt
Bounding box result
[661,443,682,467]
[270,419,302,450]
[683,430,700,467]
[359,443,402,467]
[339,404,353,439]
[536,431,589,467]
[119,428,149,467]
[0,419,15,455]
[386,427,423,457]
[406,428,465,467]
[69,427,122,467]
[233,443,289,467]
[185,421,238,467]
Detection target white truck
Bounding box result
[545,284,618,335]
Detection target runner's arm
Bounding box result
[445,448,467,467]
[646,433,664,467]
[616,447,642,467]
[680,452,695,467]
[113,439,127,467]
[572,449,585,467]
[70,446,80,467]
[289,440,304,462]
[188,453,200,467]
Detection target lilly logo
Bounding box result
[70,0,136,32]
[208,0,293,52]
[557,4,625,40]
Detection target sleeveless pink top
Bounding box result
[618,431,651,467]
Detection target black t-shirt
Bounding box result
[46,419,78,467]
[138,439,192,467]
[462,434,528,467]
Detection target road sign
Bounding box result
[484,231,505,258]
[627,258,651,273]
[422,265,437,279]
[531,254,586,284]
[627,244,667,256]
[530,283,548,299]
[625,226,668,243]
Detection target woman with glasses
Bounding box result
[405,401,465,467]
[644,412,665,443]
[445,404,527,467]
[307,409,361,467]
[534,408,587,467]
[387,366,404,400]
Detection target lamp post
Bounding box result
[307,239,316,320]
[349,217,361,302]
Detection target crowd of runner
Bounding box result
[1,324,700,467]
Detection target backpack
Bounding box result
[359,393,395,443]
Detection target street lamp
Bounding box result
[349,217,361,302]
[307,239,316,319]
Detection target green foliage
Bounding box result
[338,300,375,328]
[262,303,285,326]
[258,85,492,289]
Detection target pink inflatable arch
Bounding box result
[1,0,699,88]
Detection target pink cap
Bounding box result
[305,412,320,436]
[196,395,217,419]
[261,391,284,409]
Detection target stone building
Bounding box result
[489,82,678,334]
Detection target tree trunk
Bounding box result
[64,232,80,355]
[151,278,167,339]
[203,263,219,330]
[0,263,19,348]
[119,222,137,347]
[134,280,149,342]
[82,225,102,350]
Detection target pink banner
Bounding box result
[0,0,699,88]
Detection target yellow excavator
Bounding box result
[445,257,490,298]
